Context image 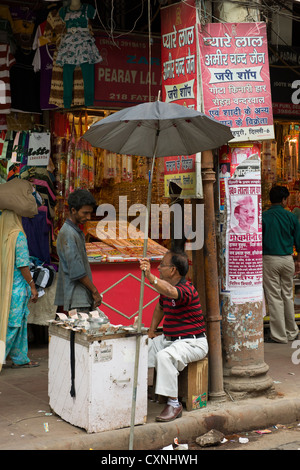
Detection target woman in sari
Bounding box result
[0,209,39,371]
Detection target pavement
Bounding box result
[0,332,300,451]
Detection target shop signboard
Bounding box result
[94,32,161,108]
[269,44,300,117]
[198,22,274,142]
[161,0,202,198]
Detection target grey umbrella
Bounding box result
[83,99,233,449]
[84,99,233,157]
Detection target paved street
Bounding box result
[185,421,300,450]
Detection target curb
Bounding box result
[18,397,300,451]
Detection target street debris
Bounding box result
[196,429,225,447]
[43,423,49,432]
[162,438,189,450]
[239,437,249,444]
[254,429,272,434]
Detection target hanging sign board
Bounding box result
[94,32,161,108]
[198,22,274,142]
[161,0,202,198]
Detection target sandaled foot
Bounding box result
[11,361,40,368]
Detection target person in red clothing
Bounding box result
[139,250,208,422]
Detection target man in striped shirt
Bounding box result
[140,250,208,422]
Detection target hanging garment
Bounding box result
[10,47,40,113]
[55,4,102,107]
[65,123,76,197]
[0,43,15,114]
[75,114,94,189]
[32,43,57,110]
[43,9,86,108]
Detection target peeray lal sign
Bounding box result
[198,22,275,142]
[94,33,161,107]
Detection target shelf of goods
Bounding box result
[85,221,168,327]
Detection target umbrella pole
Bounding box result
[129,140,158,450]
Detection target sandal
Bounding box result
[11,361,40,368]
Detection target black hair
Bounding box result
[269,186,289,204]
[68,189,96,211]
[169,250,189,276]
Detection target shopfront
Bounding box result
[0,1,180,330]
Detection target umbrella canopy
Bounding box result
[83,99,233,450]
[83,100,233,157]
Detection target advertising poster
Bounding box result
[161,0,202,198]
[218,142,261,210]
[94,33,161,107]
[225,156,263,291]
[198,22,274,142]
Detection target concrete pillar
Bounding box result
[213,0,274,398]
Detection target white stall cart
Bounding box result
[48,323,148,433]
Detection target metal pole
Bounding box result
[129,137,158,450]
[201,150,226,402]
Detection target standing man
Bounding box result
[262,185,300,343]
[55,189,102,313]
[139,250,208,422]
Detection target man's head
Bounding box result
[68,189,96,226]
[234,196,255,228]
[269,186,289,205]
[158,250,189,283]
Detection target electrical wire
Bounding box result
[94,0,147,44]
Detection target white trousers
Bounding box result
[263,255,299,343]
[149,334,208,398]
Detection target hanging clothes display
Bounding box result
[55,3,102,108]
[75,113,94,189]
[0,43,15,114]
[34,8,86,108]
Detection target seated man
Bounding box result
[139,250,208,422]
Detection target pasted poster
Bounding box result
[161,0,202,198]
[225,156,262,290]
[198,22,274,142]
[218,142,261,210]
[163,154,200,198]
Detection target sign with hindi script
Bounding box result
[198,22,274,142]
[161,0,202,198]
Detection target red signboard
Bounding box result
[160,0,197,109]
[161,0,202,198]
[94,32,161,108]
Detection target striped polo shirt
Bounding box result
[159,278,206,337]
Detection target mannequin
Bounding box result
[69,0,81,11]
[56,1,102,108]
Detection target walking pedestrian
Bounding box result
[262,185,300,343]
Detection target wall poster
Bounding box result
[225,156,263,293]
